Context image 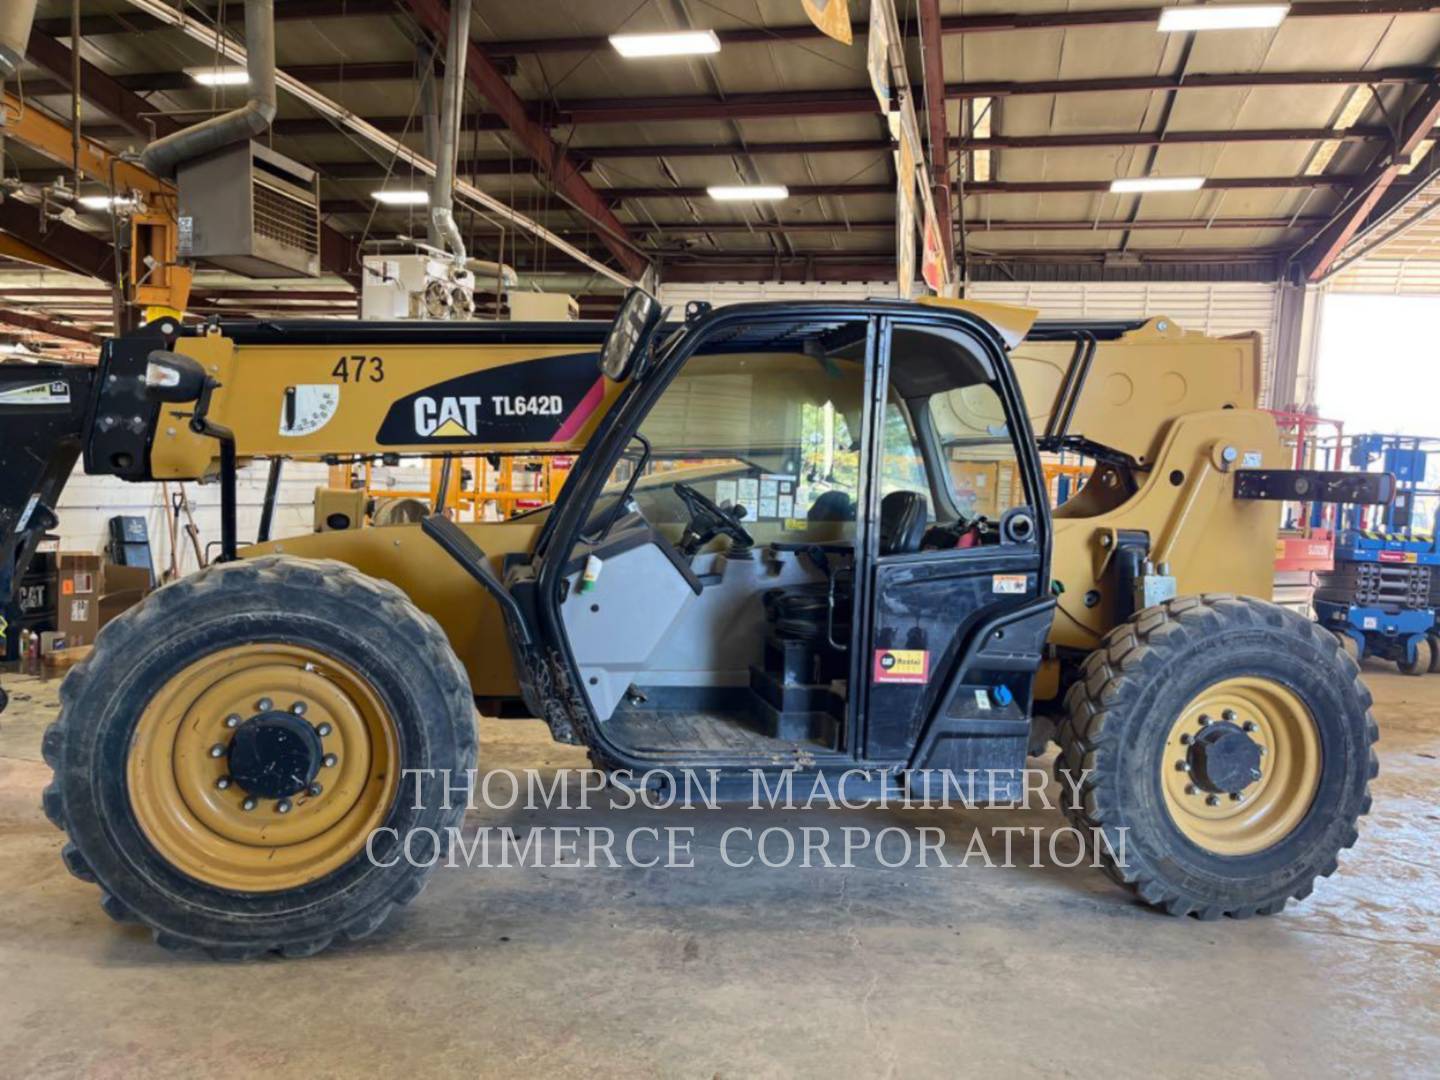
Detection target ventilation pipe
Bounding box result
[430,0,470,269]
[0,0,38,82]
[417,42,441,247]
[140,0,276,178]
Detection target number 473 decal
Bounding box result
[332,355,385,383]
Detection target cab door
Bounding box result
[858,318,1054,798]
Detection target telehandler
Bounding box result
[2,291,1386,958]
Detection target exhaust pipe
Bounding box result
[140,0,276,178]
[0,0,38,82]
[430,0,470,269]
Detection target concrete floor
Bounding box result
[0,661,1436,1079]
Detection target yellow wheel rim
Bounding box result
[127,644,400,892]
[1160,676,1321,857]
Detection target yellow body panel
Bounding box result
[246,519,545,698]
[151,330,621,478]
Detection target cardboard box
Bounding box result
[99,563,154,629]
[54,553,102,647]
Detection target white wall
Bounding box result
[54,461,330,575]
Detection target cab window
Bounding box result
[595,348,866,545]
[927,384,1031,520]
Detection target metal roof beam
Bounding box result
[0,307,103,345]
[0,199,118,280]
[33,0,397,37]
[1299,80,1440,279]
[25,62,1430,127]
[594,176,1352,200]
[481,4,1440,56]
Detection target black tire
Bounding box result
[1398,636,1432,676]
[42,556,476,959]
[1055,594,1377,919]
[1428,633,1440,673]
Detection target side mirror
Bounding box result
[599,287,663,381]
[144,349,208,404]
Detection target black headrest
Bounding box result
[808,489,856,522]
[880,491,928,556]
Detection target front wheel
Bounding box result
[43,556,477,958]
[1056,594,1377,919]
[1397,636,1432,676]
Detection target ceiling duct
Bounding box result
[430,0,470,270]
[0,0,38,81]
[140,0,276,177]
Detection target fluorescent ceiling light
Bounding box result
[185,65,249,86]
[610,30,721,58]
[1158,5,1289,32]
[78,195,140,212]
[372,190,430,205]
[1109,176,1206,193]
[707,184,790,201]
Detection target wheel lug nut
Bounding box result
[1174,760,1190,772]
[225,714,240,728]
[1184,784,1197,795]
[242,796,257,811]
[276,799,292,814]
[1242,720,1257,733]
[1222,709,1237,722]
[1258,745,1268,755]
[1198,714,1212,726]
[1179,733,1191,745]
[291,701,306,715]
[1206,795,1220,807]
[256,697,272,712]
[209,743,226,758]
[308,782,323,797]
[1230,792,1244,802]
[216,776,231,790]
[316,722,332,737]
[323,753,338,768]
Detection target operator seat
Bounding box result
[879,491,928,556]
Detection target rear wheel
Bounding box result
[1428,633,1440,673]
[1056,594,1376,918]
[43,556,476,958]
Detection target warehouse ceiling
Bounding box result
[3,0,1440,346]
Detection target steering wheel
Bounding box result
[672,482,754,556]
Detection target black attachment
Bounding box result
[257,458,284,544]
[1111,529,1151,623]
[1233,469,1395,505]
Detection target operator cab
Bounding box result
[548,300,1051,777]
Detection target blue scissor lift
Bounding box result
[1313,434,1440,674]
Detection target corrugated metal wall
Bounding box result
[1328,259,1440,295]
